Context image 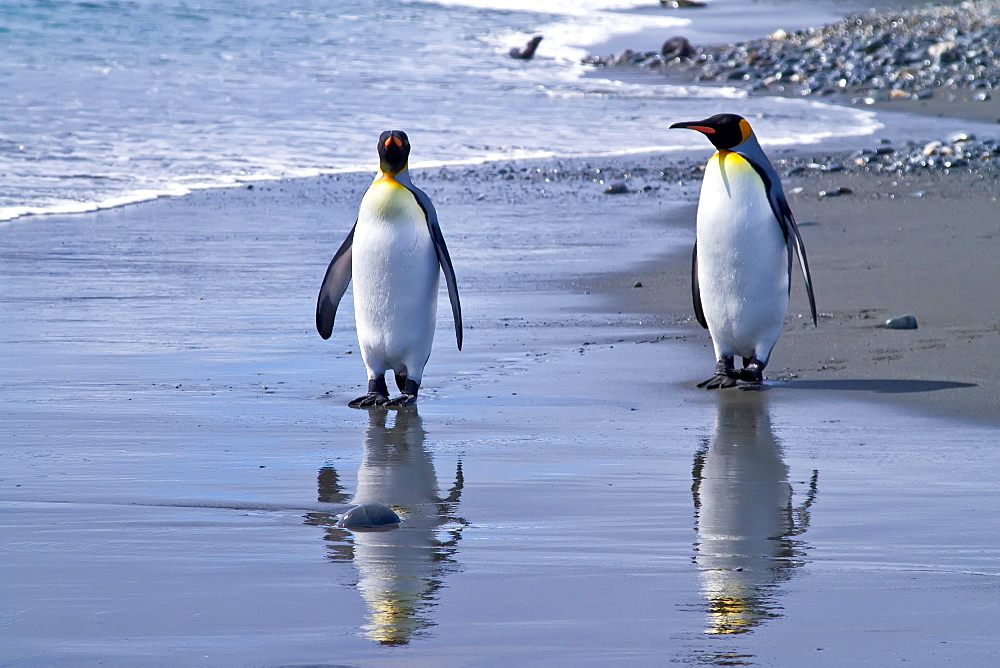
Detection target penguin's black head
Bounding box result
[669,113,753,150]
[377,130,410,175]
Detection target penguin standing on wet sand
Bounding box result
[316,130,462,407]
[670,114,816,388]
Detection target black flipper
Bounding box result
[783,206,818,326]
[408,184,463,350]
[316,223,356,340]
[740,154,818,327]
[692,242,708,329]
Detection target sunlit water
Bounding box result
[0,0,879,222]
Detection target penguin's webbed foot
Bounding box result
[385,393,418,408]
[349,376,390,408]
[737,357,765,384]
[385,378,420,407]
[697,357,739,389]
[697,374,739,389]
[348,392,389,408]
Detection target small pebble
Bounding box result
[633,281,643,288]
[884,314,918,330]
[604,182,630,194]
[922,141,943,156]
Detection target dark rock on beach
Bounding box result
[584,2,1000,102]
[884,314,919,330]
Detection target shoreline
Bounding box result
[7,2,996,227]
[3,114,996,426]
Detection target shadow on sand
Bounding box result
[775,379,976,394]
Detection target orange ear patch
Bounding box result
[738,118,752,142]
[384,136,403,147]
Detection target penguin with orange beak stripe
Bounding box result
[316,130,462,407]
[670,114,816,388]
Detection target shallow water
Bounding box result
[3,163,998,665]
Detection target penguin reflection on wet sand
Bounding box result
[670,114,817,388]
[692,392,818,635]
[316,130,462,407]
[305,409,465,645]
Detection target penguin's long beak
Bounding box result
[670,121,716,134]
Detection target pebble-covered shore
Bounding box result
[584,1,999,104]
[447,132,1000,199]
[776,131,1000,179]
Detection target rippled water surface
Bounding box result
[0,0,878,220]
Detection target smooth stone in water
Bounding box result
[338,502,401,529]
[604,182,630,194]
[884,314,918,330]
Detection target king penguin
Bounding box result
[316,130,462,407]
[670,114,816,388]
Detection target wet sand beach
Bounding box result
[4,4,1000,667]
[4,119,999,665]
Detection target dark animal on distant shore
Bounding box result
[509,35,543,60]
[661,36,696,61]
[660,0,706,8]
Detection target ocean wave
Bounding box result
[0,0,884,224]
